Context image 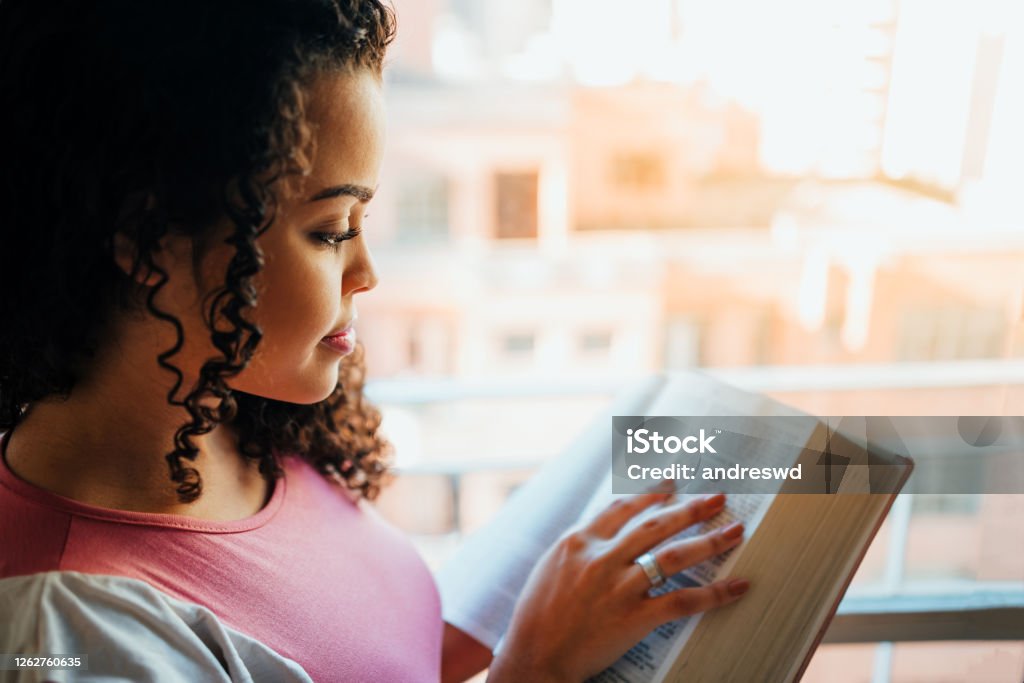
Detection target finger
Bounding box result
[611,493,727,561]
[642,577,750,624]
[625,522,745,595]
[585,491,674,538]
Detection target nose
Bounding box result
[342,234,379,296]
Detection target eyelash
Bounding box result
[313,220,366,250]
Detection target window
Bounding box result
[579,330,613,353]
[897,306,1006,361]
[663,316,703,369]
[495,171,539,239]
[610,152,666,190]
[910,494,982,516]
[406,319,455,375]
[397,173,451,244]
[408,326,420,368]
[501,331,535,356]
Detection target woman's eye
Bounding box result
[313,227,363,249]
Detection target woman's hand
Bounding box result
[487,492,749,683]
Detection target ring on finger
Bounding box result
[635,551,667,588]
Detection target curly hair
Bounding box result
[0,0,398,503]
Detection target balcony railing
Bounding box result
[365,359,1024,646]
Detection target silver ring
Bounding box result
[635,551,666,588]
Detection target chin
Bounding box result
[284,384,338,406]
[234,377,337,407]
[306,375,343,405]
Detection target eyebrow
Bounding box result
[307,183,377,203]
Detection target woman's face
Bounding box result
[203,70,385,405]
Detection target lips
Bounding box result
[324,316,357,339]
[321,326,356,354]
[325,324,353,338]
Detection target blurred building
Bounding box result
[369,1,1024,680]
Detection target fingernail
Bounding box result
[721,521,744,540]
[727,579,750,596]
[703,493,726,511]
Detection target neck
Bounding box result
[3,322,272,521]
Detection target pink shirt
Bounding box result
[0,428,443,682]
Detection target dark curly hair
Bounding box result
[0,1,398,503]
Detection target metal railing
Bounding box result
[366,360,1024,645]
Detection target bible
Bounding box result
[435,371,914,682]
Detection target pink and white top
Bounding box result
[0,428,443,682]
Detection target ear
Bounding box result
[112,231,190,288]
[112,231,156,287]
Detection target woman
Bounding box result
[0,1,750,681]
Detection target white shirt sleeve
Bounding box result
[0,571,314,683]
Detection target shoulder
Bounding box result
[279,451,365,507]
[0,478,70,578]
[0,571,314,682]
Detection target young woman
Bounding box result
[0,2,750,681]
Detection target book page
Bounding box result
[435,370,838,672]
[584,493,772,683]
[434,375,668,652]
[585,374,824,682]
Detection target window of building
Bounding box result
[579,330,613,354]
[408,326,420,369]
[406,319,455,375]
[397,172,450,244]
[610,152,666,190]
[897,306,1006,361]
[501,331,535,356]
[495,171,539,239]
[663,316,703,369]
[910,494,982,516]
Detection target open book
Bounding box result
[435,372,914,682]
